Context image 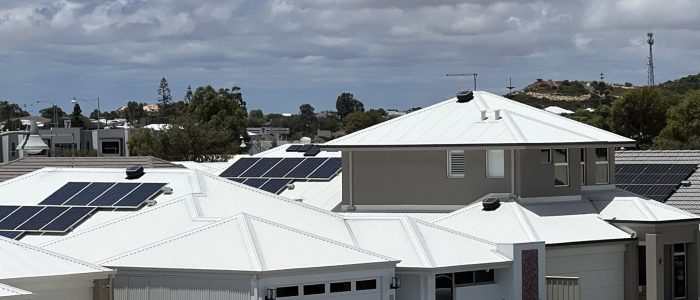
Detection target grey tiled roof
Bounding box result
[0,156,182,182]
[615,150,700,214]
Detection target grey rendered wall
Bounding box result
[114,274,251,300]
[343,150,512,206]
[517,148,582,198]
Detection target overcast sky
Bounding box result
[0,0,698,114]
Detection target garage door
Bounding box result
[546,245,625,300]
[272,279,381,300]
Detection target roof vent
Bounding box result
[482,197,500,211]
[286,183,295,190]
[494,109,502,120]
[456,90,474,103]
[125,165,145,180]
[681,180,692,187]
[145,199,157,206]
[162,186,174,195]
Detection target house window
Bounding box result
[303,284,325,295]
[275,286,299,297]
[355,279,376,291]
[437,269,495,299]
[454,271,474,285]
[475,270,495,283]
[448,150,465,178]
[553,148,569,186]
[435,273,453,300]
[330,282,351,293]
[580,149,586,185]
[595,148,609,184]
[101,141,120,155]
[540,149,551,164]
[487,149,505,178]
[673,243,686,299]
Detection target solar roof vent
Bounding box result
[456,90,474,103]
[681,180,692,187]
[482,197,500,211]
[125,165,145,180]
[286,183,295,190]
[162,186,174,195]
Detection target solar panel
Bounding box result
[64,182,115,205]
[262,158,304,178]
[240,158,283,177]
[259,179,292,194]
[243,178,269,188]
[89,182,141,206]
[42,207,95,232]
[308,158,342,179]
[286,158,327,179]
[229,178,246,183]
[615,163,698,202]
[114,183,166,207]
[0,206,43,230]
[40,182,90,205]
[220,158,261,177]
[0,206,19,223]
[286,145,302,152]
[297,144,314,152]
[17,206,69,231]
[304,146,321,157]
[0,231,24,240]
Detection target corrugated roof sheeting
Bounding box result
[0,283,31,299]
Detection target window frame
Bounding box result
[447,150,465,178]
[355,279,377,291]
[540,149,551,164]
[329,281,352,293]
[673,243,687,299]
[553,148,569,187]
[486,149,505,178]
[275,286,300,298]
[580,149,586,185]
[594,147,609,184]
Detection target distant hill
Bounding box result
[659,73,700,95]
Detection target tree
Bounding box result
[39,105,67,127]
[610,87,679,148]
[344,110,386,133]
[120,101,146,123]
[298,104,318,137]
[157,77,173,122]
[570,105,612,131]
[0,101,28,131]
[184,85,193,103]
[248,109,265,127]
[231,86,247,116]
[318,115,341,132]
[70,103,84,128]
[336,92,364,118]
[654,91,700,149]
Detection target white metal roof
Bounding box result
[344,216,510,270]
[0,236,112,280]
[255,143,340,158]
[0,283,31,299]
[99,213,395,272]
[322,91,634,149]
[433,196,632,245]
[585,188,699,222]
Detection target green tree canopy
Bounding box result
[610,87,679,148]
[70,103,84,128]
[157,77,173,122]
[336,92,364,118]
[654,91,700,149]
[248,109,265,127]
[344,109,386,133]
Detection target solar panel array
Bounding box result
[0,181,167,241]
[615,164,697,202]
[220,157,341,194]
[285,144,322,156]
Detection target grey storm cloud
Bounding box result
[0,0,698,112]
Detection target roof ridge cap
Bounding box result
[511,201,540,242]
[239,213,265,270]
[400,217,434,268]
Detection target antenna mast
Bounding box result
[647,31,655,86]
[446,73,478,90]
[507,77,515,94]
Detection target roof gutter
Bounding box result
[320,141,637,152]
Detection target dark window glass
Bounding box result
[674,243,685,253]
[553,149,568,163]
[356,279,377,291]
[674,244,686,298]
[454,271,474,285]
[595,148,608,161]
[303,284,325,295]
[276,286,299,297]
[580,149,586,161]
[102,141,120,154]
[330,282,351,293]
[475,269,495,283]
[435,274,453,300]
[540,149,551,163]
[638,246,646,286]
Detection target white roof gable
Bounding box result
[585,188,699,222]
[0,236,111,280]
[345,216,510,269]
[0,283,31,299]
[322,91,634,149]
[99,214,395,272]
[433,197,631,245]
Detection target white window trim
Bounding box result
[554,148,569,187]
[595,148,609,184]
[486,149,505,178]
[581,149,586,185]
[447,150,465,178]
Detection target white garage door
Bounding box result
[546,244,625,300]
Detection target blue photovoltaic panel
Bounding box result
[303,146,321,157]
[89,182,141,206]
[0,231,24,240]
[114,183,166,207]
[615,163,697,202]
[286,144,302,152]
[64,182,115,205]
[0,206,19,223]
[220,158,261,177]
[229,178,246,183]
[0,206,43,230]
[286,158,327,179]
[40,182,90,205]
[42,207,95,232]
[297,144,314,152]
[262,158,304,178]
[17,206,69,231]
[259,179,292,194]
[308,158,342,179]
[240,158,283,177]
[243,178,269,188]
